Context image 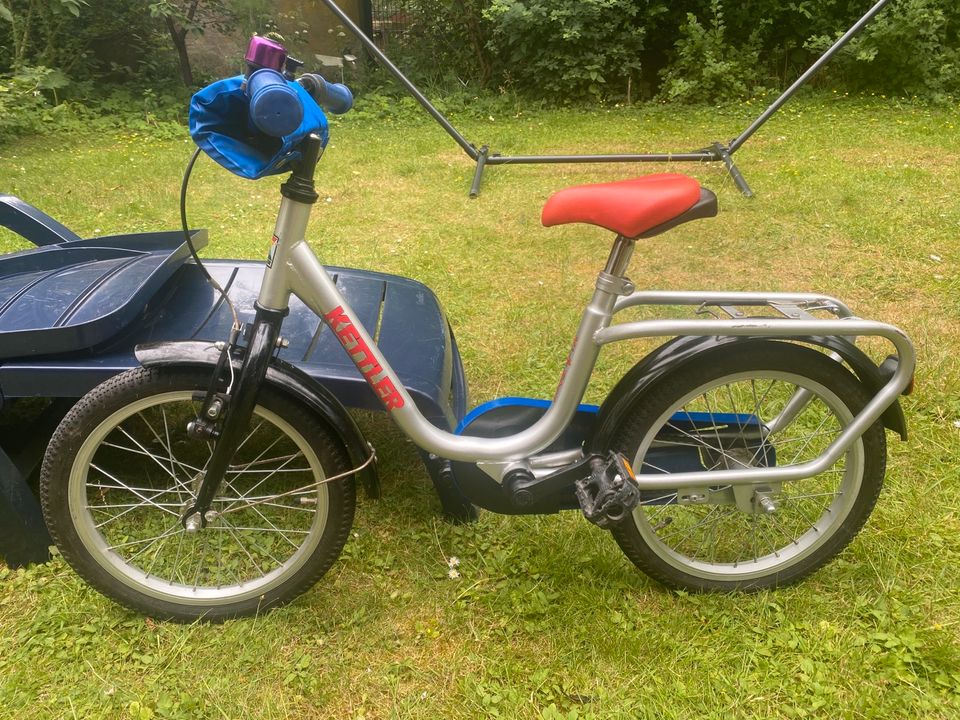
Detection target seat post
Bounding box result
[603,234,636,277]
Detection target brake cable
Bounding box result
[180,147,242,391]
[180,148,242,335]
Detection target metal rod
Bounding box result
[713,142,754,197]
[728,0,894,153]
[604,235,636,276]
[612,289,855,317]
[593,316,914,490]
[316,0,479,159]
[485,152,716,165]
[470,145,489,198]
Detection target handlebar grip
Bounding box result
[246,68,304,137]
[298,73,354,115]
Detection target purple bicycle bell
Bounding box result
[244,36,287,75]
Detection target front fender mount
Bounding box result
[134,340,379,498]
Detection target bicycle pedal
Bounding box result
[575,452,641,529]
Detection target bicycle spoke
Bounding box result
[203,525,311,535]
[220,478,306,551]
[140,409,207,482]
[217,515,277,573]
[89,465,180,518]
[135,410,196,490]
[644,494,680,522]
[232,418,268,459]
[87,481,188,496]
[89,501,184,510]
[661,419,751,469]
[90,500,187,529]
[219,450,306,514]
[162,408,175,479]
[639,492,679,506]
[191,532,208,591]
[787,412,835,465]
[778,490,843,502]
[701,391,730,468]
[99,440,203,480]
[766,511,803,547]
[106,520,182,553]
[657,505,723,544]
[116,425,191,492]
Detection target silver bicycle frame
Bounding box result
[257,195,915,490]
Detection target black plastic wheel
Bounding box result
[609,341,886,592]
[41,367,356,621]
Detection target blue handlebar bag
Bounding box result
[189,75,329,180]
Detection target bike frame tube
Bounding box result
[258,195,914,485]
[283,232,612,462]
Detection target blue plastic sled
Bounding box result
[0,195,471,567]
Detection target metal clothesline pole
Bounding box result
[318,0,894,197]
[729,0,894,153]
[318,0,479,160]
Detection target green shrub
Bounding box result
[390,0,494,88]
[484,0,666,102]
[658,0,766,103]
[0,66,66,143]
[806,0,960,99]
[0,69,187,146]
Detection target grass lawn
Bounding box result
[0,94,958,719]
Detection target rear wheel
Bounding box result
[41,367,356,621]
[609,341,886,591]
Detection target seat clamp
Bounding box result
[596,272,635,296]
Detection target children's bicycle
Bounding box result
[39,38,915,621]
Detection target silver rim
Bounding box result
[67,391,330,607]
[632,370,864,582]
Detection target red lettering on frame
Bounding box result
[357,354,383,378]
[376,377,405,410]
[323,306,406,410]
[338,325,360,350]
[325,306,350,331]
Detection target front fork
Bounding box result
[182,133,324,529]
[181,306,285,529]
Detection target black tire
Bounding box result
[40,367,356,621]
[609,341,886,592]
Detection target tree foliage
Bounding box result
[658,0,766,103]
[1,0,958,109]
[148,1,236,86]
[0,0,88,71]
[806,0,960,100]
[394,0,960,102]
[484,0,663,101]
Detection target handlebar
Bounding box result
[245,69,353,138]
[246,69,303,137]
[298,73,354,116]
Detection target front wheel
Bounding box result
[40,367,356,621]
[609,341,886,592]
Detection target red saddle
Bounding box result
[541,173,715,239]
